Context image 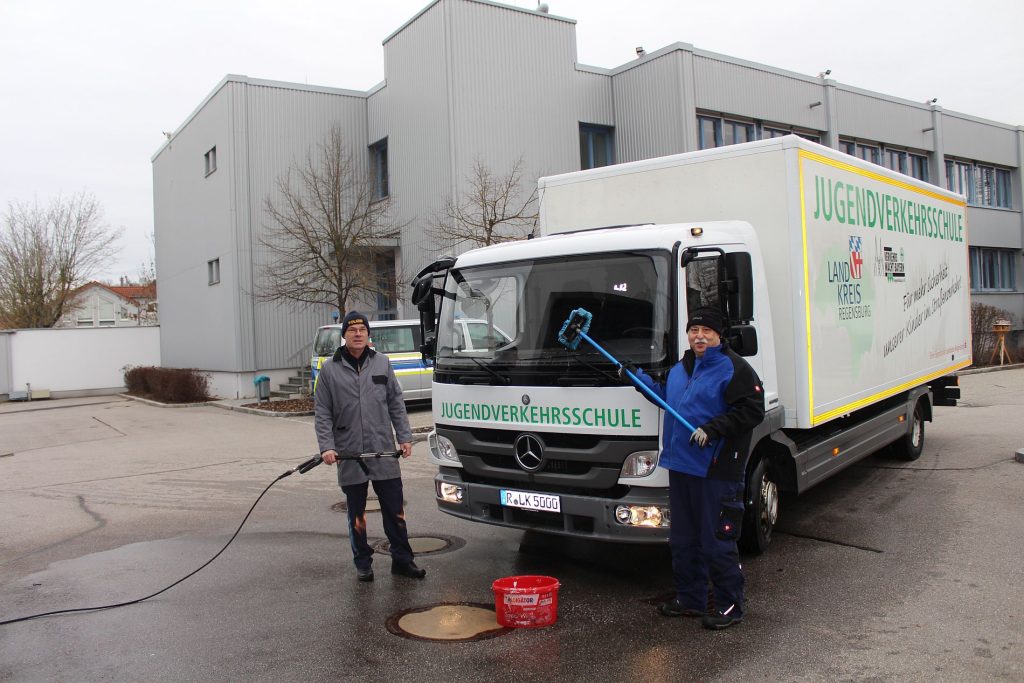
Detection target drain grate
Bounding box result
[386,603,510,642]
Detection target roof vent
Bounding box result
[537,2,549,13]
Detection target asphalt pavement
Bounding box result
[0,370,1021,681]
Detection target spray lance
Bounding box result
[556,307,697,433]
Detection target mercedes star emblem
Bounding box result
[513,433,544,472]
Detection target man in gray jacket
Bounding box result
[314,311,423,582]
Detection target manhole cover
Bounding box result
[386,603,510,642]
[372,534,465,556]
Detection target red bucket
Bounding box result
[492,575,560,628]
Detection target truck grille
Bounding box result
[439,426,656,495]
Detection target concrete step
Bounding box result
[278,383,306,393]
[269,390,302,399]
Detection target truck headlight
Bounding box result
[614,505,670,527]
[620,450,659,478]
[436,481,464,503]
[428,431,460,463]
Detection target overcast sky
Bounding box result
[2,0,1020,281]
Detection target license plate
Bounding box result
[500,489,561,512]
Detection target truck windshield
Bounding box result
[436,250,672,369]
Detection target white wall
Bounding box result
[7,326,161,396]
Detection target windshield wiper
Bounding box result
[564,352,620,383]
[466,355,510,385]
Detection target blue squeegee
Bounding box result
[556,308,696,432]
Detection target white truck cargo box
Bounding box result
[538,136,971,429]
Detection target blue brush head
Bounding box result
[556,308,593,350]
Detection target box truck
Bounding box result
[412,136,970,552]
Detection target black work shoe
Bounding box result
[701,606,742,630]
[657,598,704,618]
[356,568,374,582]
[391,561,426,579]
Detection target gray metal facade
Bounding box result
[153,0,1023,383]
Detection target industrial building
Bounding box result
[152,0,1022,398]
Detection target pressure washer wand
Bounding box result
[556,308,697,433]
[287,450,402,477]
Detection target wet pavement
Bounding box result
[0,370,1022,681]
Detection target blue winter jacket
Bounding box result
[632,343,764,481]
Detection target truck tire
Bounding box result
[740,456,778,555]
[893,400,925,461]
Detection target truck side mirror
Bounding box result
[727,324,758,357]
[723,252,754,322]
[411,273,433,309]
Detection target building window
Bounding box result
[886,149,908,175]
[723,120,754,146]
[579,124,614,169]
[970,247,1016,292]
[204,146,217,176]
[910,153,929,182]
[698,115,755,150]
[759,125,819,144]
[795,131,821,144]
[698,116,719,149]
[946,160,976,204]
[841,140,882,165]
[208,258,220,286]
[98,301,115,327]
[945,159,1012,208]
[369,138,388,199]
[995,168,1012,208]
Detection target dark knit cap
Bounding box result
[686,307,726,335]
[341,311,370,335]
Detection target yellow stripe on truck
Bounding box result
[812,359,972,425]
[797,149,968,426]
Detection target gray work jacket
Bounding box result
[313,347,413,487]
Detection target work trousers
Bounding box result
[668,469,745,616]
[341,477,414,570]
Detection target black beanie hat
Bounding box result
[686,307,726,336]
[341,311,370,335]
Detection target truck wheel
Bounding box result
[893,400,925,461]
[740,456,778,555]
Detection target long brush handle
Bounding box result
[577,330,698,433]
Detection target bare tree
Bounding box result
[428,156,538,249]
[0,193,122,329]
[137,231,157,287]
[257,126,404,315]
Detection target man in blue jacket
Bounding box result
[623,307,764,629]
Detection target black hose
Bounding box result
[0,459,312,626]
[1,450,401,626]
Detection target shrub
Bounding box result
[122,366,211,403]
[123,365,149,395]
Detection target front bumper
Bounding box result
[434,468,670,543]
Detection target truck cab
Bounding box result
[415,222,773,543]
